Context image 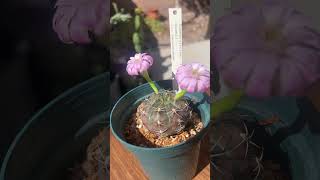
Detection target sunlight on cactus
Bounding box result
[126,53,210,137]
[139,90,193,137]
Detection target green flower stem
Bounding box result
[211,90,244,119]
[142,71,159,94]
[174,89,187,100]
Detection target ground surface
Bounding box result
[144,5,209,49]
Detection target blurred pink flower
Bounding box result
[212,0,320,97]
[176,63,210,93]
[126,53,154,76]
[53,0,108,44]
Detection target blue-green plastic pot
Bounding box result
[110,80,210,180]
[0,72,110,180]
[236,97,320,180]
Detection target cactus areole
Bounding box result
[126,53,210,137]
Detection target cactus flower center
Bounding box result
[264,26,282,42]
[261,25,287,55]
[133,53,142,62]
[192,69,199,77]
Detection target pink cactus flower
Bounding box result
[176,63,210,93]
[212,0,320,97]
[53,0,108,44]
[126,53,154,76]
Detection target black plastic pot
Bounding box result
[0,72,110,180]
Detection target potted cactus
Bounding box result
[110,52,210,180]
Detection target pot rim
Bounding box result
[110,80,211,151]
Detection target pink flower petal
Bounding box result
[69,12,91,43]
[76,5,97,28]
[176,63,210,93]
[262,0,291,26]
[142,55,154,66]
[197,80,209,92]
[214,4,263,38]
[126,53,153,76]
[245,53,279,97]
[212,0,320,97]
[221,51,260,89]
[212,35,263,70]
[278,58,307,96]
[285,27,320,50]
[55,0,75,6]
[140,61,151,73]
[52,0,108,44]
[53,7,76,43]
[282,9,311,32]
[186,79,197,93]
[95,0,108,34]
[286,46,320,84]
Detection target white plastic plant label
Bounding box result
[169,8,182,75]
[169,8,182,90]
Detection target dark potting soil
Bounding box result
[210,112,291,180]
[124,101,204,147]
[70,128,109,180]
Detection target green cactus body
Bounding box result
[132,32,142,52]
[138,90,193,137]
[132,8,143,52]
[134,13,141,31]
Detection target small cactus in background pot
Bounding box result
[132,8,144,52]
[126,53,210,137]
